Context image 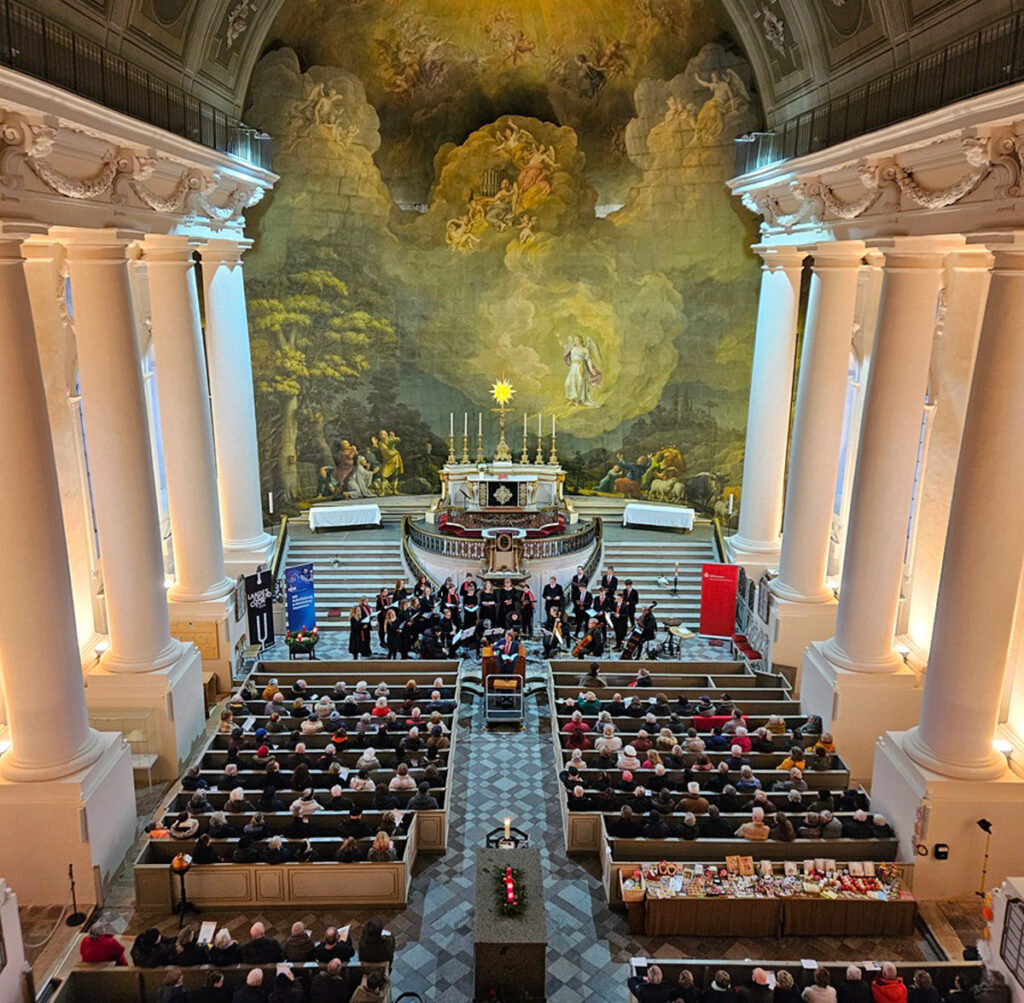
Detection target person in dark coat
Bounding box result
[309,959,350,1003]
[239,923,283,964]
[190,972,231,1003]
[314,928,355,965]
[231,969,269,1003]
[131,928,171,967]
[357,918,395,964]
[838,968,873,1003]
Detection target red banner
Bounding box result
[699,563,739,637]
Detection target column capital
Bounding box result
[0,221,48,258]
[752,243,806,270]
[201,237,253,266]
[49,227,144,262]
[877,234,967,270]
[946,246,995,272]
[141,233,200,266]
[807,240,867,269]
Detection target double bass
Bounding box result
[621,601,657,661]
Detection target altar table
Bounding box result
[309,504,381,531]
[623,503,694,531]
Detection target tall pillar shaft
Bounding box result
[824,236,965,673]
[0,231,104,780]
[55,227,184,673]
[200,239,274,570]
[773,241,866,602]
[728,245,805,567]
[904,243,1024,780]
[143,236,233,602]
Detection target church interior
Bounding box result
[1,0,1024,1001]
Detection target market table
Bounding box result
[783,895,917,936]
[644,895,782,936]
[308,504,381,531]
[622,503,694,531]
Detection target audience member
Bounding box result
[357,918,395,964]
[283,921,316,962]
[739,969,775,1003]
[240,923,284,964]
[309,959,349,1003]
[803,968,837,1003]
[871,964,908,1003]
[79,923,127,966]
[191,971,230,1003]
[838,969,871,1003]
[627,964,676,1003]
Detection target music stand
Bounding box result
[170,853,199,928]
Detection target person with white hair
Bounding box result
[677,781,709,815]
[738,967,774,1003]
[355,746,381,771]
[225,787,255,813]
[240,922,283,964]
[842,808,874,839]
[871,964,907,1003]
[627,963,667,1003]
[283,920,316,962]
[208,927,241,967]
[616,745,641,771]
[261,834,292,864]
[79,921,127,966]
[837,966,871,1003]
[736,805,770,840]
[736,764,761,792]
[215,762,240,790]
[872,813,895,838]
[820,809,843,839]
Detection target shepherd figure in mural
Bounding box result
[563,334,602,407]
[374,430,405,495]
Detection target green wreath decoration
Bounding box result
[494,864,527,917]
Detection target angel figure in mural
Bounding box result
[563,334,603,407]
[693,68,751,144]
[514,146,557,210]
[373,431,404,496]
[446,216,479,252]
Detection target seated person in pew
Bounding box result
[769,811,796,842]
[676,781,708,815]
[842,808,873,839]
[739,969,775,1003]
[335,836,365,863]
[262,835,292,864]
[79,923,127,966]
[736,806,771,840]
[568,785,594,812]
[607,805,643,837]
[579,661,606,688]
[240,922,284,964]
[315,927,355,965]
[627,964,681,1003]
[676,812,700,840]
[706,970,738,1003]
[407,780,439,810]
[698,804,736,838]
[642,809,671,838]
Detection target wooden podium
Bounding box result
[481,643,526,686]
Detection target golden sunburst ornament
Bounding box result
[490,377,515,406]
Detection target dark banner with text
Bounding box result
[244,570,276,650]
[699,562,739,638]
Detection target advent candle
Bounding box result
[449,412,454,437]
[464,412,468,437]
[503,816,511,840]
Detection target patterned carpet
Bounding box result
[78,642,932,1002]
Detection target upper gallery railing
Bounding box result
[0,0,272,170]
[404,516,601,564]
[735,9,1024,176]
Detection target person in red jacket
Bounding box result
[79,923,127,966]
[871,964,908,1003]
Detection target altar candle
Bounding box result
[552,414,556,436]
[675,562,679,576]
[728,493,734,515]
[538,412,542,437]
[464,412,468,437]
[503,816,511,840]
[478,413,482,437]
[523,412,527,440]
[450,412,454,437]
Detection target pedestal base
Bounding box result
[768,595,838,686]
[169,592,246,694]
[800,641,923,782]
[871,731,1024,899]
[0,732,135,906]
[85,645,206,780]
[222,532,276,577]
[723,534,780,579]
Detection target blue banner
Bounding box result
[285,563,317,633]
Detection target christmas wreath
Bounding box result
[494,864,527,917]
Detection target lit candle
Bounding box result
[464,412,468,438]
[503,816,511,840]
[450,412,454,437]
[728,493,734,515]
[478,413,482,437]
[268,491,274,515]
[674,562,679,575]
[538,412,542,437]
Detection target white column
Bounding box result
[772,241,866,602]
[142,235,233,603]
[727,244,806,570]
[903,241,1024,780]
[200,238,274,571]
[0,230,104,780]
[823,235,965,673]
[55,227,184,673]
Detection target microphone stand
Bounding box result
[66,864,86,927]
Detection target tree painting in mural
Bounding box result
[248,263,396,502]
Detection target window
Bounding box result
[1001,898,1024,987]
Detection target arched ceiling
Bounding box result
[29,0,1008,128]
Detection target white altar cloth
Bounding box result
[309,504,381,531]
[622,503,694,531]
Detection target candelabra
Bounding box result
[493,406,512,462]
[548,430,558,465]
[447,432,456,464]
[476,433,485,463]
[534,434,545,465]
[461,433,470,464]
[520,434,530,463]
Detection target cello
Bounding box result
[621,601,657,661]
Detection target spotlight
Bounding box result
[977,818,992,834]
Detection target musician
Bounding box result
[611,592,631,651]
[437,609,457,654]
[375,587,392,649]
[497,576,518,628]
[542,576,564,629]
[479,581,498,625]
[543,609,567,658]
[600,565,618,596]
[495,628,520,674]
[518,582,536,636]
[383,608,401,661]
[348,601,372,659]
[569,565,588,606]
[622,579,640,628]
[635,605,658,649]
[419,627,444,659]
[572,584,593,635]
[594,586,614,615]
[461,582,479,632]
[574,617,605,658]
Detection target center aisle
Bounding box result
[388,646,645,1002]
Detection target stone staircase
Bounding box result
[598,535,716,635]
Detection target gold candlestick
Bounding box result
[548,430,558,465]
[519,433,530,464]
[534,434,545,465]
[460,434,470,464]
[447,432,455,464]
[475,433,485,463]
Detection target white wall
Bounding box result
[0,879,26,1003]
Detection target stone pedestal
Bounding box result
[871,732,1024,900]
[0,732,135,905]
[85,646,205,781]
[800,641,922,782]
[474,848,546,1001]
[769,595,838,682]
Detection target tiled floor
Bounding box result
[74,640,941,1003]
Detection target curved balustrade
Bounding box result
[404,516,600,562]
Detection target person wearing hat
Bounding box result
[616,745,641,771]
[615,769,637,793]
[80,922,127,966]
[695,695,716,717]
[842,809,873,838]
[290,789,321,817]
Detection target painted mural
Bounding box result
[244,0,761,518]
